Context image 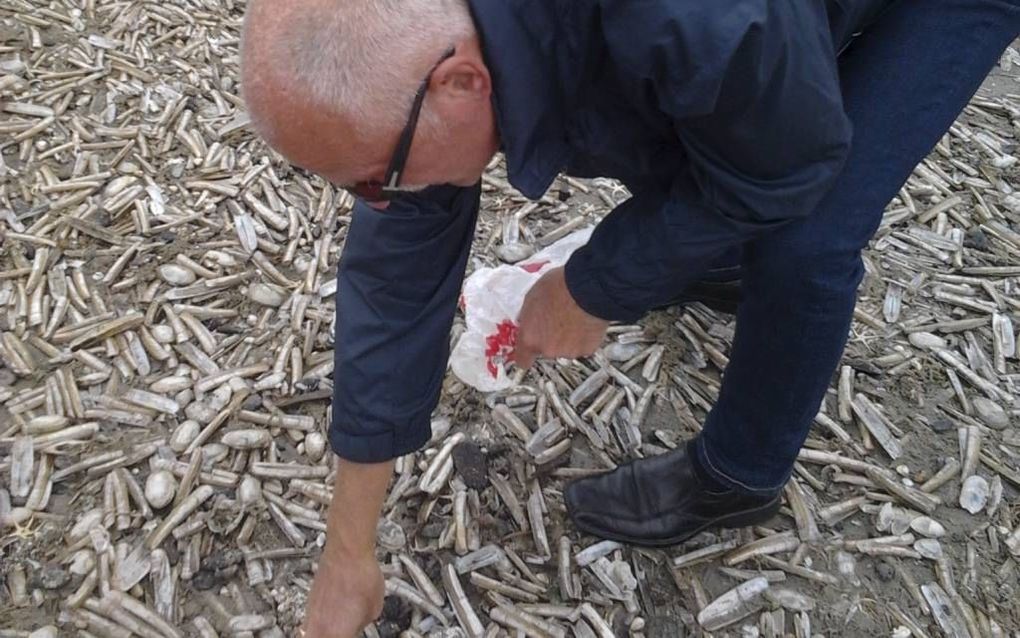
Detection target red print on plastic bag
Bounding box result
[518,260,549,274]
[483,319,518,378]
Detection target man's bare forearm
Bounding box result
[326,457,395,556]
[301,457,394,637]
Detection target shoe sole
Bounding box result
[568,495,781,549]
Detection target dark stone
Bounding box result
[929,416,955,433]
[645,615,688,638]
[422,556,442,583]
[0,366,15,387]
[420,521,446,539]
[241,394,263,411]
[875,561,895,582]
[452,441,489,491]
[380,595,412,628]
[376,621,401,638]
[964,227,990,252]
[191,569,224,591]
[203,548,243,571]
[29,564,69,590]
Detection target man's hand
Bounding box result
[515,266,610,369]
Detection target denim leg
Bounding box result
[696,0,1020,493]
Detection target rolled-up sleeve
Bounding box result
[330,183,481,462]
[564,0,852,322]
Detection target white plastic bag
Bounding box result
[450,227,594,392]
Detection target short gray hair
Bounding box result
[241,0,475,140]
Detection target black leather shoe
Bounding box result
[564,445,780,547]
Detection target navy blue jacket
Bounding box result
[329,0,893,463]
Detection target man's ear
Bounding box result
[433,54,491,102]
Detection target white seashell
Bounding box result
[150,324,175,344]
[69,509,104,540]
[185,400,217,424]
[959,475,989,514]
[972,397,1009,430]
[697,576,769,631]
[304,432,326,462]
[907,332,946,351]
[201,443,230,466]
[1,507,32,528]
[150,375,192,393]
[496,242,535,263]
[877,503,914,536]
[221,429,271,449]
[237,475,262,508]
[234,213,258,255]
[248,282,286,307]
[26,415,69,433]
[430,416,452,442]
[377,518,406,551]
[208,385,232,412]
[603,342,644,362]
[914,538,943,560]
[169,420,201,452]
[144,470,177,509]
[28,627,58,638]
[158,264,196,285]
[68,549,95,576]
[909,516,946,538]
[764,588,816,612]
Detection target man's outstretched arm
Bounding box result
[304,184,480,637]
[302,459,394,637]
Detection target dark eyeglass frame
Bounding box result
[348,46,457,203]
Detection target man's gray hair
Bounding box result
[241,0,475,139]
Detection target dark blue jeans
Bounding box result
[695,0,1020,493]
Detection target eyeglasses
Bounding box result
[348,46,456,203]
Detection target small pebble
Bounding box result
[875,561,895,582]
[963,227,990,251]
[928,416,955,434]
[452,441,489,491]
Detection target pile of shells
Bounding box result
[2,2,1020,637]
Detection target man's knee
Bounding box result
[745,239,865,304]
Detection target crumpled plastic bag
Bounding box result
[450,227,594,392]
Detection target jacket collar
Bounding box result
[467,0,571,200]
